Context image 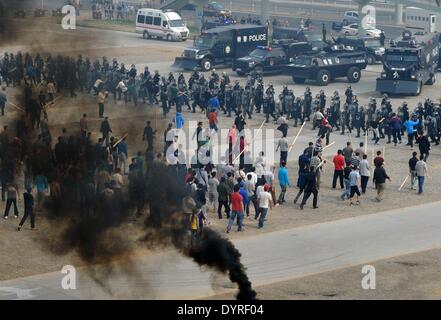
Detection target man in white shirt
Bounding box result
[276,135,289,167]
[415,156,428,194]
[312,108,324,130]
[208,171,220,212]
[359,154,370,194]
[248,167,258,185]
[255,151,267,173]
[264,166,277,204]
[111,169,124,197]
[257,185,273,229]
[116,79,128,103]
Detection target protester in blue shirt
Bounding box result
[175,111,184,129]
[239,184,249,216]
[209,94,220,111]
[34,174,48,211]
[278,161,291,205]
[117,138,129,174]
[0,87,7,116]
[403,116,420,148]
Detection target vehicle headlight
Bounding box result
[195,54,204,60]
[410,74,416,79]
[248,61,255,67]
[381,72,386,79]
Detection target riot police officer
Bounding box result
[254,79,264,113]
[345,85,353,104]
[303,87,312,121]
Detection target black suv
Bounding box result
[286,44,368,85]
[232,42,311,76]
[203,2,231,18]
[336,36,385,65]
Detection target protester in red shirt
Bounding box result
[332,149,345,189]
[374,150,385,168]
[227,185,244,233]
[227,125,237,164]
[208,109,218,132]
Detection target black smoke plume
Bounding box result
[143,166,257,300]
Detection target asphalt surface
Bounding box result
[2,201,441,299]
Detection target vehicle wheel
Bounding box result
[344,31,350,36]
[426,73,436,85]
[415,81,422,96]
[167,34,173,41]
[347,66,361,83]
[254,66,264,75]
[201,58,213,71]
[292,76,306,84]
[143,31,150,39]
[316,69,331,86]
[367,54,375,65]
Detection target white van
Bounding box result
[405,6,441,33]
[136,9,190,41]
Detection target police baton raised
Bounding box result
[288,121,306,153]
[112,132,129,149]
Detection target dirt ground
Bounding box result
[2,82,441,283]
[208,247,441,300]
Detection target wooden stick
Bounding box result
[112,132,129,149]
[364,129,368,154]
[323,141,335,150]
[288,121,306,153]
[7,101,24,112]
[43,96,62,111]
[382,146,385,158]
[316,160,327,170]
[233,120,266,163]
[398,175,409,191]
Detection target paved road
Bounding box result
[2,201,441,299]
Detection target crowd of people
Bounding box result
[91,0,139,20]
[0,50,437,235]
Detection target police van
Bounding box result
[405,6,441,33]
[174,25,268,71]
[136,9,190,41]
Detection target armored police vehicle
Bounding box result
[336,36,385,64]
[232,41,312,76]
[285,43,368,85]
[376,30,439,96]
[174,25,268,71]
